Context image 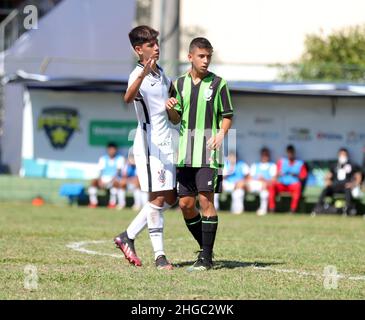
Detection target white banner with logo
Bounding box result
[230,95,365,166]
[19,91,365,179]
[21,88,137,179]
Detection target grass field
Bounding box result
[0,202,364,300]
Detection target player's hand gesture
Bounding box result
[207,131,224,150]
[166,97,178,110]
[142,57,156,76]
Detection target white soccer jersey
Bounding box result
[98,154,125,185]
[128,63,176,192]
[250,162,277,180]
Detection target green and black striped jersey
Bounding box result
[173,71,234,169]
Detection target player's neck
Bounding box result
[190,68,208,83]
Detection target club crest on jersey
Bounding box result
[38,107,80,149]
[158,169,166,185]
[204,87,213,101]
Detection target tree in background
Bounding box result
[279,25,365,82]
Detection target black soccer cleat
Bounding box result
[187,251,213,272]
[155,255,173,270]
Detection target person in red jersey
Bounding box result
[268,145,308,213]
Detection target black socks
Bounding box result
[201,216,218,260]
[184,214,203,249]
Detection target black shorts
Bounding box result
[176,167,223,196]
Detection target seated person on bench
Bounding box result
[268,145,308,213]
[88,142,125,209]
[214,151,250,214]
[245,147,277,216]
[119,153,148,211]
[313,148,363,215]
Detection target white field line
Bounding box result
[66,240,122,259]
[66,240,365,281]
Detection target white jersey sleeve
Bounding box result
[250,163,257,177]
[98,157,106,172]
[116,156,125,170]
[242,163,250,176]
[269,163,277,178]
[128,67,143,89]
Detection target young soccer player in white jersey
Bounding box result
[114,26,179,270]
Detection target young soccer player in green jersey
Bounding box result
[166,37,234,271]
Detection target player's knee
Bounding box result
[198,196,213,212]
[151,195,165,208]
[179,198,195,211]
[164,190,178,206]
[294,183,302,192]
[120,179,127,189]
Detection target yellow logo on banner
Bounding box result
[38,108,80,149]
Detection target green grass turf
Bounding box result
[0,202,364,300]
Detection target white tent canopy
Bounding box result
[2,0,136,173]
[4,0,136,78]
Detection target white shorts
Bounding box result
[133,126,176,192]
[100,176,114,188]
[247,180,265,193]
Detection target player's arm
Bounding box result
[124,58,155,103]
[273,160,282,181]
[207,80,233,150]
[97,158,105,179]
[346,166,363,188]
[269,163,277,182]
[207,117,232,150]
[115,157,125,180]
[298,163,308,181]
[165,82,181,125]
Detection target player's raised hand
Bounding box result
[142,57,156,76]
[166,97,178,110]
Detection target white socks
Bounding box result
[147,202,165,260]
[88,186,98,205]
[231,189,245,214]
[109,187,117,205]
[117,189,126,208]
[126,201,172,261]
[126,201,150,239]
[132,188,142,209]
[259,190,269,213]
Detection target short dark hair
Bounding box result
[286,144,295,153]
[260,147,270,156]
[338,147,349,155]
[189,37,213,53]
[128,25,159,48]
[107,142,118,149]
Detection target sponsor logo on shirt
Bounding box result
[204,87,213,101]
